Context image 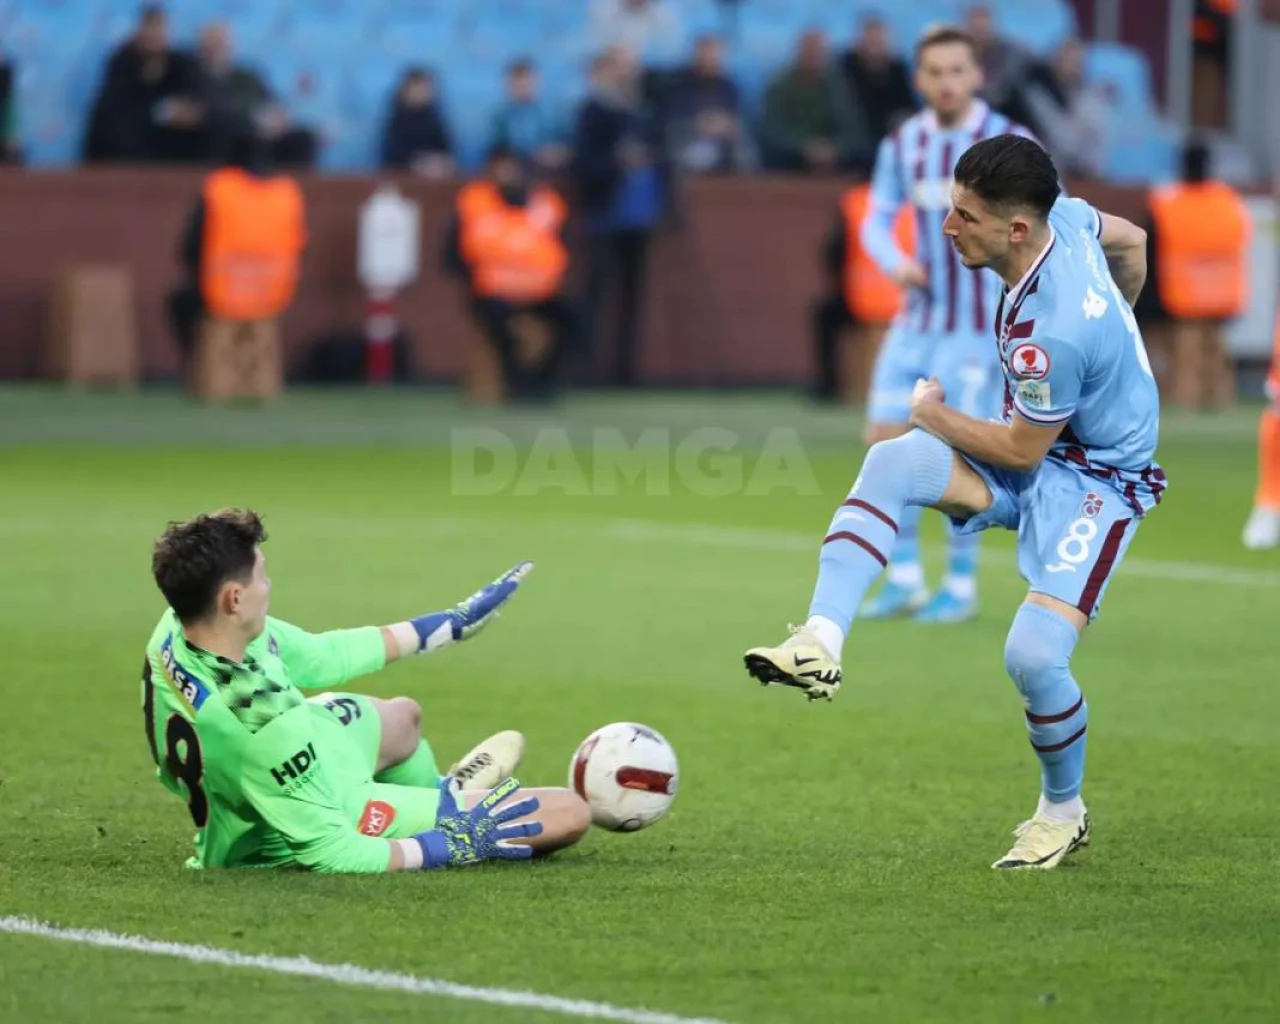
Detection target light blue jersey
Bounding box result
[863,100,1034,337]
[996,196,1167,515]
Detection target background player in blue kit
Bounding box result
[745,135,1163,870]
[860,26,1036,624]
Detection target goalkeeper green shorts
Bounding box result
[306,693,441,839]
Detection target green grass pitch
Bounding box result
[0,387,1277,1023]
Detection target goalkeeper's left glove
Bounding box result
[408,560,534,653]
[409,776,543,869]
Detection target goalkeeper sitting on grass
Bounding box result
[141,508,589,873]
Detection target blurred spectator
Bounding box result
[573,47,670,387]
[963,5,1035,126]
[759,30,870,176]
[1021,39,1112,179]
[839,16,918,142]
[664,35,745,174]
[188,24,317,169]
[0,56,20,164]
[444,145,578,403]
[380,68,455,179]
[590,0,688,68]
[83,4,204,163]
[489,59,569,174]
[1140,139,1249,410]
[167,132,304,396]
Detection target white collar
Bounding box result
[1006,227,1056,308]
[921,98,990,135]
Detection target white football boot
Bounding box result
[992,808,1091,870]
[743,625,842,702]
[1242,506,1280,551]
[448,730,526,790]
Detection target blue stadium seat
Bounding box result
[1083,42,1155,117]
[988,0,1076,55]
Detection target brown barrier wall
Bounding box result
[0,168,1147,385]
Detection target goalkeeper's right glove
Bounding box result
[410,776,543,869]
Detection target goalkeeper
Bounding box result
[141,508,590,873]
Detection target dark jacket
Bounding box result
[380,101,452,170]
[571,92,670,221]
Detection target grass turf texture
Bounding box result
[1,388,1277,1023]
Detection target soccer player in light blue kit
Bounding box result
[745,136,1165,869]
[860,25,1036,623]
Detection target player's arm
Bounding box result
[267,561,534,688]
[242,713,541,874]
[1097,211,1148,306]
[909,395,1063,473]
[911,337,1083,473]
[860,135,919,284]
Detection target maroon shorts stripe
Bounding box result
[841,498,898,533]
[1077,519,1132,618]
[823,531,887,567]
[1031,724,1087,754]
[1026,695,1084,725]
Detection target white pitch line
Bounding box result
[0,917,729,1024]
[606,520,1280,588]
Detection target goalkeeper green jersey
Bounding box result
[141,609,393,873]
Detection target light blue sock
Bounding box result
[945,519,980,592]
[808,430,954,634]
[885,505,924,588]
[1004,604,1088,802]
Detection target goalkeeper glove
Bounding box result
[411,776,543,869]
[408,560,534,653]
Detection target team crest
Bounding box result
[1009,342,1050,380]
[1082,492,1105,518]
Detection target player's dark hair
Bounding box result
[152,509,266,623]
[953,134,1060,220]
[1182,139,1211,183]
[914,25,978,65]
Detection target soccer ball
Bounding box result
[568,722,678,832]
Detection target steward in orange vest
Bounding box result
[812,183,915,401]
[1148,181,1248,321]
[200,163,305,321]
[444,145,578,402]
[167,134,305,363]
[1138,140,1249,409]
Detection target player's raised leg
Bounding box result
[743,427,994,700]
[992,593,1091,869]
[858,329,932,620]
[916,359,996,623]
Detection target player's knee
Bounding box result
[379,697,422,762]
[541,790,591,849]
[1003,619,1067,698]
[858,430,951,504]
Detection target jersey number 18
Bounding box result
[142,660,209,828]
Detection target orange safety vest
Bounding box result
[840,185,915,324]
[200,168,305,321]
[457,181,568,304]
[1148,181,1249,320]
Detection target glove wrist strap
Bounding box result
[413,830,452,870]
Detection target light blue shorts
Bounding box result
[950,456,1144,622]
[868,325,1001,425]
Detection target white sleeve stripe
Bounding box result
[1013,398,1074,425]
[1092,206,1103,239]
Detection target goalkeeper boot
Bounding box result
[992,807,1091,870]
[449,730,526,791]
[743,625,841,702]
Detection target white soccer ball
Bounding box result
[568,722,678,832]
